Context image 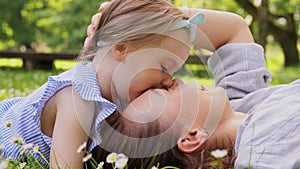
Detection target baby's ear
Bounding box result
[177,129,208,153]
[111,43,128,61]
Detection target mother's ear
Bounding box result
[111,44,128,61]
[177,129,208,153]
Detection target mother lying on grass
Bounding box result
[91,13,300,169]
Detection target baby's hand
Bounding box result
[83,2,110,52]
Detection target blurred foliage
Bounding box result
[0,0,103,52]
[0,0,299,63]
[173,0,300,36]
[266,0,300,38]
[174,0,300,66]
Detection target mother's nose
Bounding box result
[168,78,184,90]
[161,74,174,89]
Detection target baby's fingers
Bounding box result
[84,2,109,52]
[99,2,110,12]
[84,13,102,52]
[87,24,94,37]
[91,13,102,31]
[84,36,92,52]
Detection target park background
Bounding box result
[0,0,300,101]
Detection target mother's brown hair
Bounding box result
[90,111,236,169]
[91,111,198,169]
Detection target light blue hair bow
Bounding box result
[168,12,205,43]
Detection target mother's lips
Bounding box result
[199,85,207,91]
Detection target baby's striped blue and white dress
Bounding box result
[0,62,116,167]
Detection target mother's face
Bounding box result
[122,81,228,137]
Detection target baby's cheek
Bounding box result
[128,82,150,101]
[129,73,162,100]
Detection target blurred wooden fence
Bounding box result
[0,50,78,70]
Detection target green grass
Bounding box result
[0,60,75,101]
[265,44,300,85]
[0,44,300,101]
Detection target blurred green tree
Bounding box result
[175,0,300,67]
[0,0,102,52]
[0,0,39,50]
[235,0,299,66]
[38,0,102,51]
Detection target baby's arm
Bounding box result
[50,86,95,169]
[182,8,254,51]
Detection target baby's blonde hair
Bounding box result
[81,0,186,60]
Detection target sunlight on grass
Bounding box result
[176,63,215,87]
[0,59,73,101]
[0,58,23,67]
[265,44,284,73]
[54,60,76,70]
[0,59,76,70]
[265,44,300,85]
[0,66,64,101]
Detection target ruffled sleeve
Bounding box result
[72,62,116,152]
